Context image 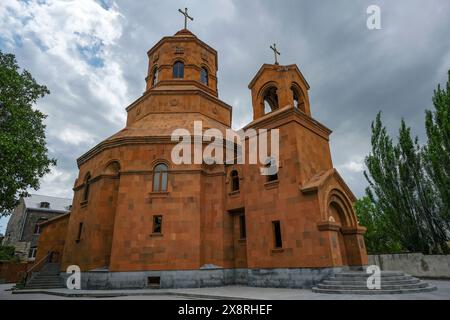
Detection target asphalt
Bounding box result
[1,280,450,300]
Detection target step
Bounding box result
[27,284,63,288]
[333,275,412,282]
[316,282,429,290]
[37,273,60,276]
[323,278,421,286]
[25,286,65,290]
[28,279,62,283]
[312,285,437,295]
[28,279,62,284]
[31,275,60,278]
[30,279,61,283]
[337,271,405,277]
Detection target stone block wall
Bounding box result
[369,253,450,279]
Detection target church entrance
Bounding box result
[229,208,248,268]
[329,202,349,266]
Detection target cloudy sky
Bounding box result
[1,0,450,234]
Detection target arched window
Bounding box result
[104,161,120,175]
[200,67,208,85]
[83,173,91,202]
[173,61,184,79]
[153,163,168,192]
[151,66,159,86]
[263,86,279,114]
[231,170,240,192]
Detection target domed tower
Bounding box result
[60,24,234,279]
[126,28,231,131]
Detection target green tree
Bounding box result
[364,113,448,253]
[423,70,450,225]
[0,245,17,261]
[354,196,403,254]
[0,50,56,214]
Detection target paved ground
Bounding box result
[1,280,450,300]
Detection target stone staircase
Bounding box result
[24,263,64,289]
[312,270,437,294]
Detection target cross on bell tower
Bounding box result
[270,43,281,65]
[178,7,194,30]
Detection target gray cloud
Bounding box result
[1,0,450,232]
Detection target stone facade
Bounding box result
[4,195,72,261]
[37,28,368,289]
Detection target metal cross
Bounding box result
[270,43,281,65]
[178,7,194,30]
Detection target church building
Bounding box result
[36,15,368,289]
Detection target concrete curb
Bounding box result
[11,288,258,300]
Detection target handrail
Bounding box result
[22,249,55,285]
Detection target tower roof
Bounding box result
[174,28,196,37]
[147,29,217,67]
[248,64,310,90]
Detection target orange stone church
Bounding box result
[36,21,368,289]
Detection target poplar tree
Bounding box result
[363,113,448,253]
[423,70,450,226]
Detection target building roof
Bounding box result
[38,213,71,227]
[23,194,72,213]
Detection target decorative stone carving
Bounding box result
[174,46,184,54]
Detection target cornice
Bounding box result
[243,106,332,140]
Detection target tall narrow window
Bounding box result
[231,170,240,192]
[173,61,184,79]
[83,174,91,202]
[153,215,163,234]
[265,159,278,183]
[28,247,37,259]
[152,66,159,86]
[239,215,246,239]
[153,163,168,192]
[34,218,47,234]
[200,67,208,85]
[76,223,83,242]
[272,221,282,248]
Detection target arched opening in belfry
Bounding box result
[329,201,350,266]
[151,66,159,86]
[291,85,305,112]
[83,173,91,202]
[200,67,208,86]
[262,86,279,114]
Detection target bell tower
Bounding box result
[248,63,311,120]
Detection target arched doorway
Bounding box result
[328,202,349,266]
